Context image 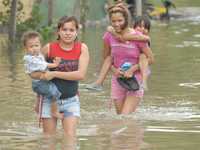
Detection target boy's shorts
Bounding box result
[41,95,80,118]
[32,80,61,100]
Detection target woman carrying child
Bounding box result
[88,5,154,114]
[30,16,89,142]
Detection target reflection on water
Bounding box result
[78,116,146,150]
[0,131,78,150]
[1,6,200,150]
[179,82,200,88]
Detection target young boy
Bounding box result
[22,31,63,118]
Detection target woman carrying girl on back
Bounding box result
[89,5,154,114]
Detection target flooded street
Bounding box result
[1,4,200,150]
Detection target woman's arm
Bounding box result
[111,65,124,77]
[102,39,111,60]
[123,64,140,78]
[123,46,154,78]
[45,43,89,81]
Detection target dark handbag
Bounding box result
[117,75,139,91]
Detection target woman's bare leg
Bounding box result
[42,118,57,136]
[62,117,79,149]
[121,96,141,114]
[113,99,124,114]
[41,118,57,150]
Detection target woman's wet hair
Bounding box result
[114,0,124,5]
[57,16,79,40]
[57,16,79,30]
[133,16,151,32]
[108,5,129,30]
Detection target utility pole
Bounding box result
[48,0,53,26]
[80,0,88,30]
[135,0,142,16]
[8,0,18,43]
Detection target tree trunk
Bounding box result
[73,0,81,21]
[135,0,142,16]
[48,0,53,26]
[36,0,42,4]
[8,0,18,43]
[80,0,88,30]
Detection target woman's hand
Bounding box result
[40,71,56,80]
[115,68,124,77]
[53,57,61,66]
[111,66,124,77]
[123,64,139,78]
[123,68,133,78]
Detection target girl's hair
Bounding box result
[114,0,124,5]
[21,31,42,46]
[108,5,129,30]
[57,16,79,40]
[57,16,79,30]
[133,16,151,32]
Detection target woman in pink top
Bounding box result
[104,6,154,114]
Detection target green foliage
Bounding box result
[0,0,10,25]
[0,1,55,42]
[0,11,9,25]
[17,4,55,42]
[16,4,42,34]
[38,25,55,43]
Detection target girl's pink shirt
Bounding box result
[103,31,148,68]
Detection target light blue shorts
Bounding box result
[41,95,80,118]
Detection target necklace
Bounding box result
[59,42,74,51]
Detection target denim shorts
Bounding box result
[41,95,80,118]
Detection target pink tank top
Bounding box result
[103,31,148,68]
